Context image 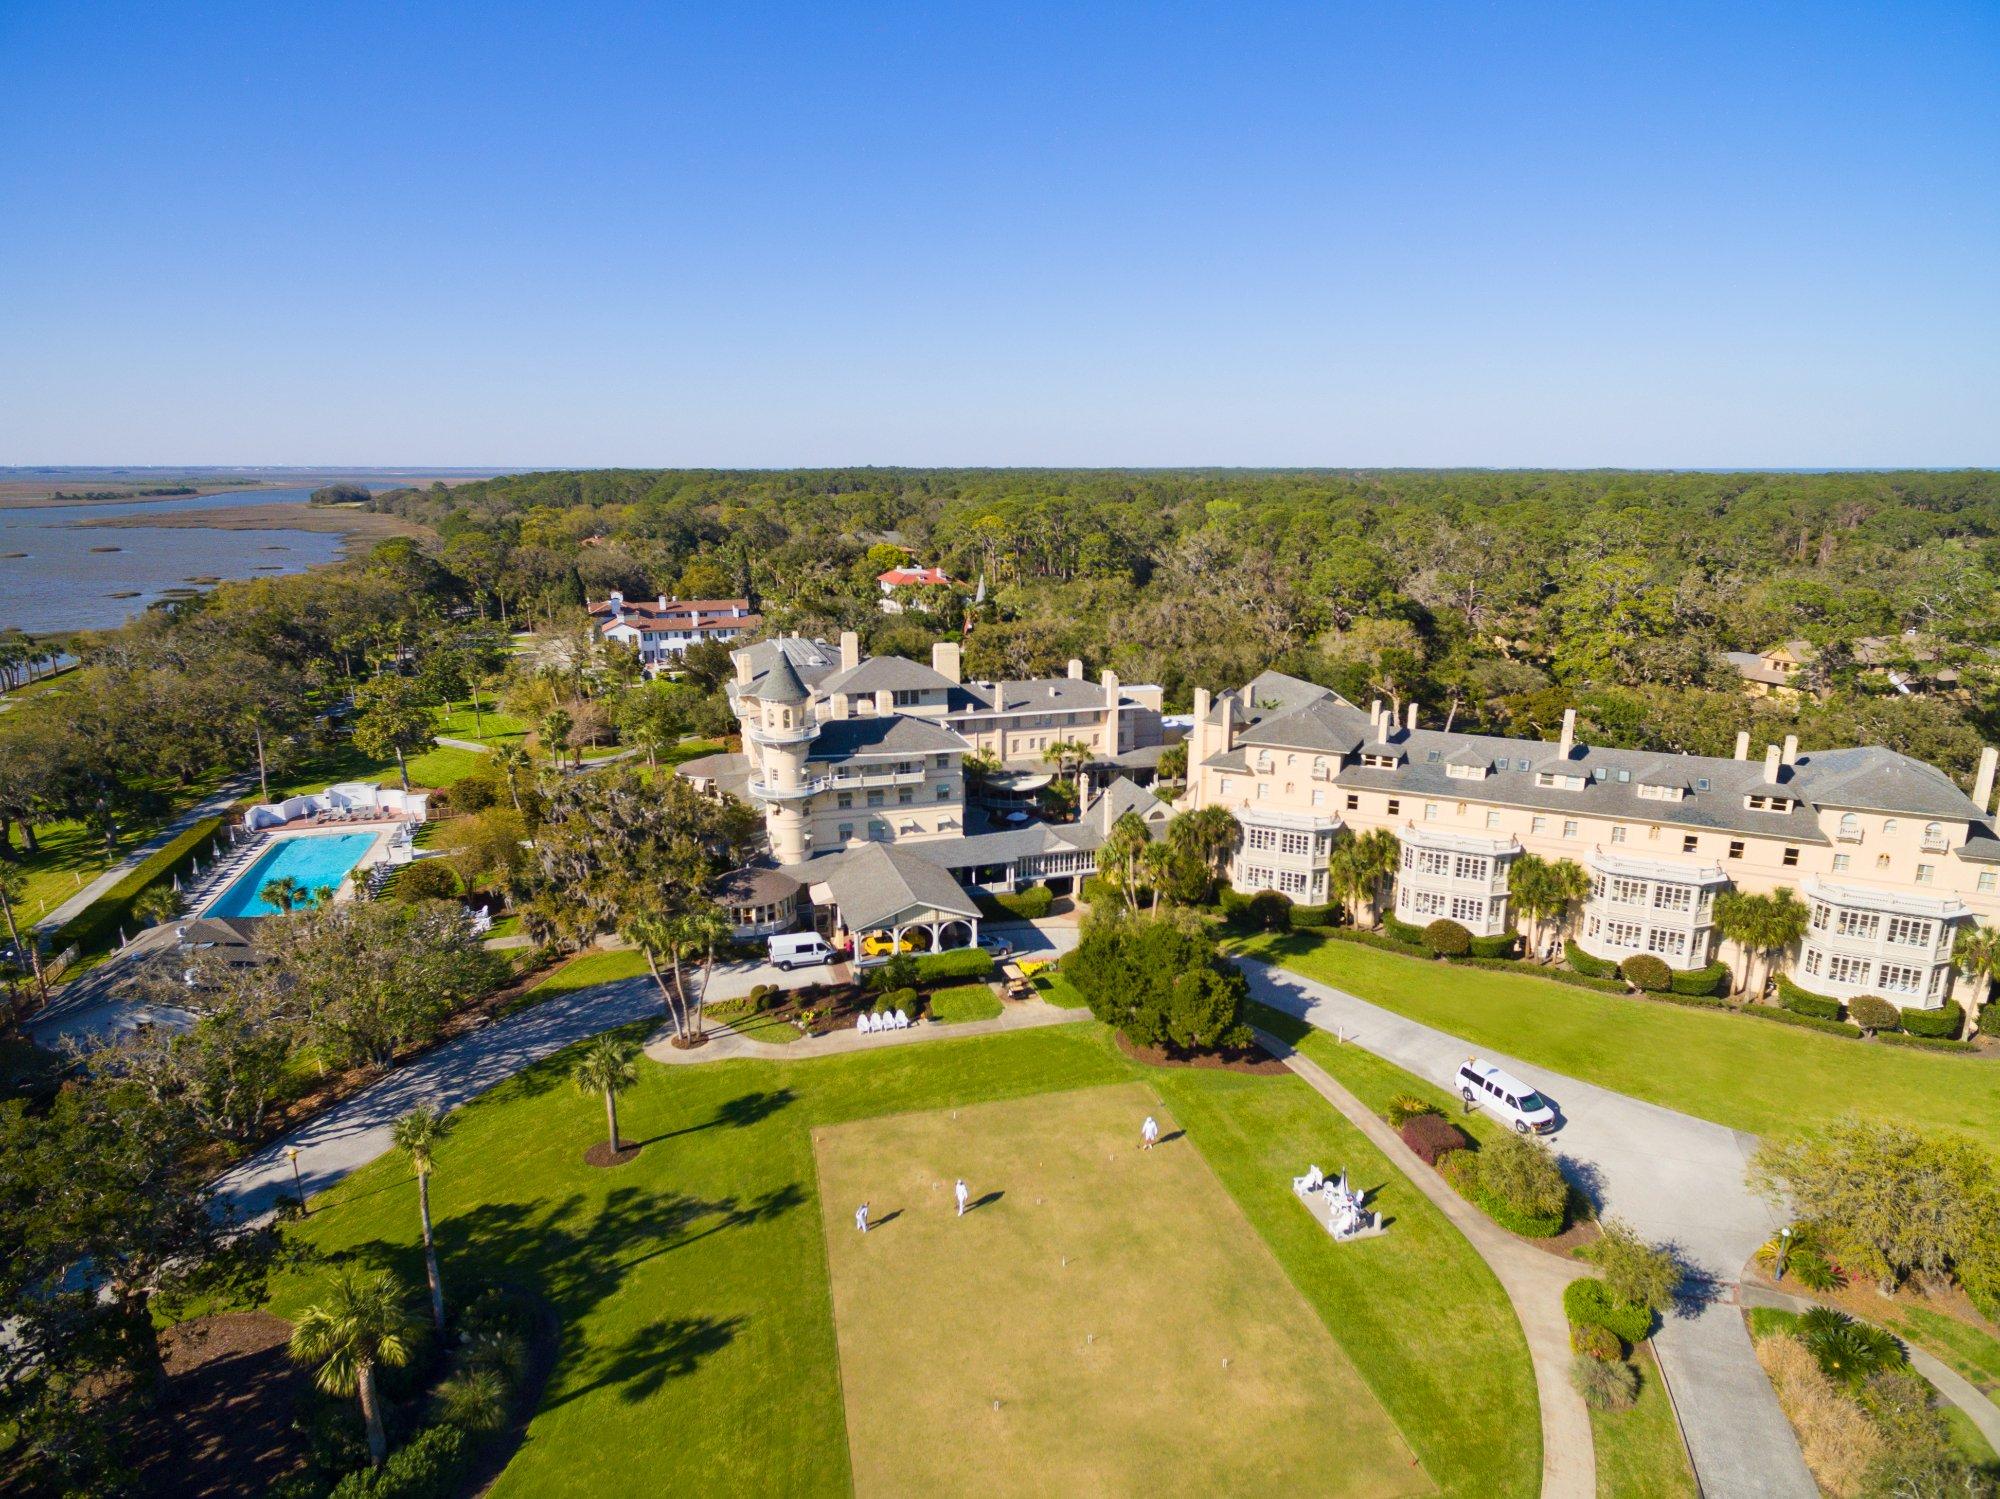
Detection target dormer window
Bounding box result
[1745,793,1795,813]
[1635,782,1684,802]
[1535,771,1586,790]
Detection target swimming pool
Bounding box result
[204,832,378,918]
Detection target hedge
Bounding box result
[1291,902,1341,929]
[1979,1000,2000,1038]
[1467,932,1520,959]
[1900,1000,1964,1039]
[1400,1114,1470,1166]
[1564,939,1617,979]
[912,947,995,984]
[1563,1278,1653,1346]
[1777,974,1842,1021]
[1878,1031,1978,1054]
[1450,954,1628,994]
[1383,916,1427,946]
[1742,1004,1862,1039]
[328,1424,470,1498]
[50,815,227,956]
[974,884,1053,920]
[1668,961,1731,997]
[1323,926,1426,958]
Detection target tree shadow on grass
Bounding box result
[629,1087,798,1148]
[562,1313,748,1408]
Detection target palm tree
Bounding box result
[1953,926,1998,1027]
[1332,829,1400,927]
[261,876,304,913]
[1095,812,1151,912]
[539,707,575,770]
[391,1106,450,1329]
[289,1269,420,1466]
[0,860,47,1010]
[493,744,530,816]
[1041,739,1090,793]
[133,883,184,927]
[1139,841,1177,913]
[573,1035,638,1155]
[1714,888,1810,999]
[1166,805,1239,896]
[1545,859,1592,945]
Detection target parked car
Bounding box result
[977,934,1015,958]
[1453,1058,1558,1134]
[767,933,839,971]
[858,931,917,958]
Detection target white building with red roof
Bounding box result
[876,565,955,614]
[587,593,760,671]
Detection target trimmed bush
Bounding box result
[1899,999,1964,1039]
[1080,875,1122,909]
[1421,919,1472,957]
[328,1424,470,1498]
[1564,1278,1654,1345]
[975,883,1053,920]
[1290,902,1340,929]
[870,986,919,1015]
[395,859,460,902]
[1477,1134,1570,1222]
[1571,1321,1622,1361]
[1383,915,1427,946]
[1978,999,2000,1037]
[1245,890,1294,932]
[1399,1114,1470,1167]
[48,814,227,957]
[1669,960,1730,996]
[1846,995,1900,1035]
[1467,932,1520,959]
[1777,974,1843,1020]
[1324,926,1426,957]
[1570,1355,1639,1411]
[1564,939,1616,979]
[1620,954,1671,992]
[1743,1005,1861,1038]
[911,947,995,984]
[1878,1031,1977,1054]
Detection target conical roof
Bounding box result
[759,651,811,705]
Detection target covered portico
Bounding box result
[796,841,982,956]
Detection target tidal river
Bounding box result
[0,486,349,636]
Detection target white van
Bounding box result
[768,933,839,972]
[1453,1058,1558,1135]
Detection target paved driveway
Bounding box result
[1239,959,1815,1499]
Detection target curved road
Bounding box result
[1239,958,1815,1499]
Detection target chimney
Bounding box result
[1067,658,1083,680]
[1406,702,1418,733]
[1192,687,1211,769]
[932,640,962,684]
[1369,698,1383,730]
[1763,743,1782,785]
[1102,667,1122,755]
[1733,730,1751,761]
[1219,693,1236,752]
[657,595,668,612]
[1781,734,1799,767]
[993,682,1006,713]
[1558,708,1576,760]
[1975,747,1998,812]
[734,650,752,686]
[839,630,860,674]
[1377,708,1391,745]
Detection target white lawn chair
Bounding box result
[1292,1164,1325,1197]
[894,1009,910,1029]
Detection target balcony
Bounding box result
[1921,833,1952,853]
[823,767,928,791]
[747,774,830,801]
[1835,827,1865,844]
[747,721,820,747]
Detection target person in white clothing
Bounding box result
[1141,1115,1159,1150]
[855,1202,870,1233]
[955,1178,969,1217]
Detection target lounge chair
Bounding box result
[857,1013,873,1033]
[894,1010,909,1029]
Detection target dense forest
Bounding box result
[367,468,2000,776]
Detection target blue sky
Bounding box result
[1,1,1995,467]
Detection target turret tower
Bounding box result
[744,651,819,863]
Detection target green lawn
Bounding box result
[929,982,1003,1023]
[433,700,529,745]
[1591,1346,1697,1499]
[1236,932,2000,1143]
[513,948,651,1008]
[1031,971,1090,1008]
[255,1022,1540,1497]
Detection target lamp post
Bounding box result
[285,1145,307,1215]
[1775,1225,1792,1282]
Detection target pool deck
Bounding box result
[192,824,395,918]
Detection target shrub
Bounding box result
[1399,1113,1470,1167]
[1619,954,1671,992]
[1476,1134,1570,1223]
[1570,1354,1639,1411]
[870,986,919,1015]
[1290,902,1340,928]
[867,954,919,992]
[52,814,226,956]
[1979,1000,2000,1038]
[1878,1031,1977,1053]
[1899,1000,1963,1039]
[1570,1321,1622,1360]
[911,946,996,984]
[328,1424,470,1499]
[1564,1278,1654,1345]
[1584,1218,1681,1312]
[1846,995,1901,1035]
[1777,974,1843,1021]
[1668,960,1730,996]
[1744,1004,1861,1038]
[1796,1307,1904,1385]
[1755,1333,1882,1497]
[1383,916,1427,946]
[1236,890,1290,931]
[1564,939,1616,979]
[1325,926,1426,957]
[1065,908,1251,1052]
[442,771,500,814]
[395,859,460,902]
[1421,919,1471,956]
[1467,932,1520,959]
[1384,1093,1440,1128]
[748,983,777,1012]
[976,884,1053,920]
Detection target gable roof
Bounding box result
[1084,776,1170,836]
[795,842,981,931]
[821,655,960,697]
[809,715,970,761]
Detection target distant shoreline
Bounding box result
[0,479,281,510]
[74,501,436,557]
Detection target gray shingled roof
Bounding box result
[793,842,982,931]
[952,678,1113,713]
[1084,776,1170,836]
[673,751,752,799]
[1204,675,1985,838]
[916,821,1105,868]
[808,716,970,762]
[727,637,840,706]
[713,865,802,905]
[822,655,961,697]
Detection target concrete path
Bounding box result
[1741,1282,2000,1453]
[1252,1025,1596,1499]
[31,777,250,933]
[646,995,1088,1065]
[1240,958,1816,1499]
[433,735,494,753]
[213,977,664,1222]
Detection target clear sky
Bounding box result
[2,1,1995,468]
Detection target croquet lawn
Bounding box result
[255,1021,1538,1497]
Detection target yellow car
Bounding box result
[859,932,918,958]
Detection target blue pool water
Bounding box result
[205,833,378,918]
